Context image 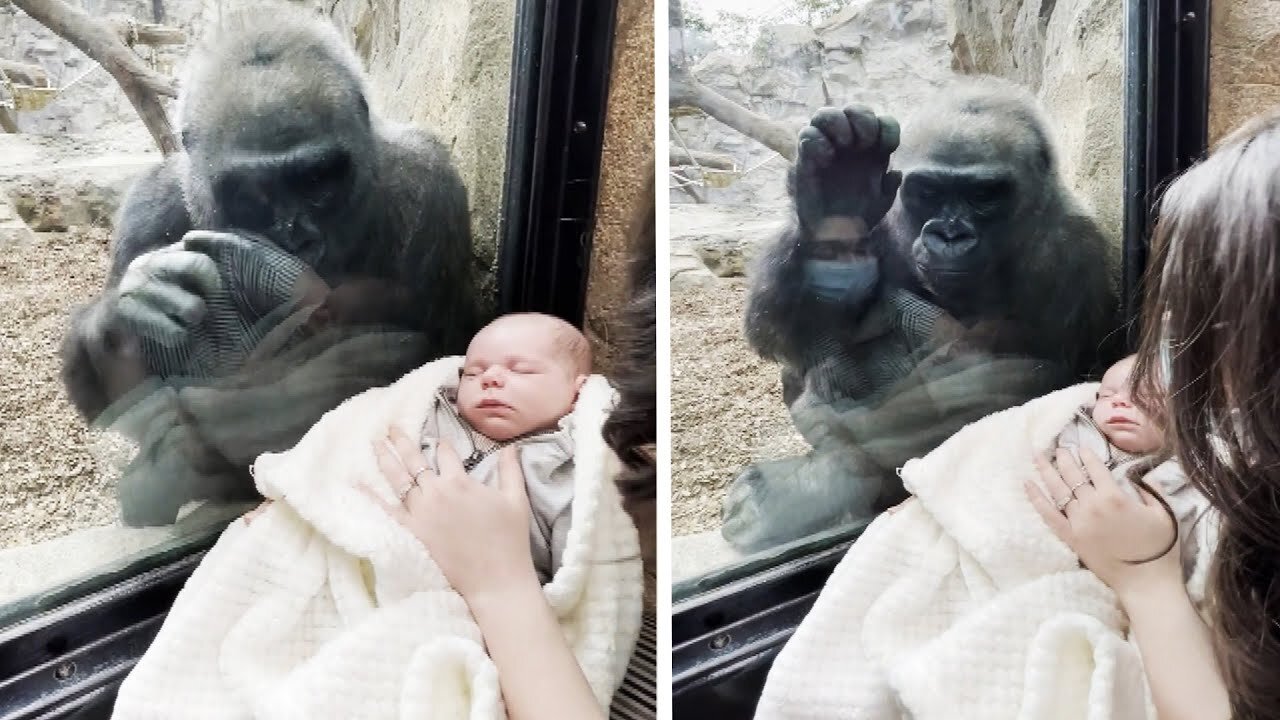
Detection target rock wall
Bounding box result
[1208,0,1280,145]
[585,0,655,376]
[326,0,517,281]
[949,0,1125,249]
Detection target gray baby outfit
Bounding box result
[419,379,575,585]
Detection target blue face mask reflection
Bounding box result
[803,258,879,304]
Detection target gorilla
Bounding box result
[722,77,1119,552]
[60,6,481,525]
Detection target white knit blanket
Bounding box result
[113,356,644,720]
[755,383,1154,720]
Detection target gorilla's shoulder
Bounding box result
[372,120,466,206]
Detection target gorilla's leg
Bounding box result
[722,443,889,554]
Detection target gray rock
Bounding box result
[0,136,158,233]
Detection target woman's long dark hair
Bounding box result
[1129,109,1280,718]
[601,170,657,507]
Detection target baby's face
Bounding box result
[456,319,586,442]
[1091,356,1163,454]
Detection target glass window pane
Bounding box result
[0,0,516,619]
[670,0,1126,595]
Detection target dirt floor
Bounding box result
[0,227,122,549]
[670,276,809,536]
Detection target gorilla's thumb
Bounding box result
[882,170,903,198]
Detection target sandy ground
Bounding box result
[670,276,809,537]
[0,227,120,548]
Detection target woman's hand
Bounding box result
[1025,447,1182,604]
[367,427,539,605]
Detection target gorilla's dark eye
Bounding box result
[968,180,1012,214]
[904,177,937,200]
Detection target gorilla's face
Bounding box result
[177,27,377,279]
[899,164,1020,312]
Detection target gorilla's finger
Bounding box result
[123,247,223,299]
[182,230,257,259]
[877,115,901,154]
[124,281,209,327]
[842,105,879,151]
[797,126,835,167]
[116,294,188,345]
[810,106,853,148]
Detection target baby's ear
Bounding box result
[572,374,588,400]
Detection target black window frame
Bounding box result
[671,0,1212,714]
[0,0,619,715]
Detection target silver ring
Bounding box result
[1056,495,1077,512]
[411,465,429,482]
[397,480,416,502]
[1068,480,1090,496]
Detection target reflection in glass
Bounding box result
[670,0,1124,594]
[0,1,515,615]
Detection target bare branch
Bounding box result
[670,65,799,162]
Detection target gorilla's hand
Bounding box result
[106,231,321,349]
[111,241,222,347]
[793,105,902,237]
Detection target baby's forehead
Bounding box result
[466,322,567,360]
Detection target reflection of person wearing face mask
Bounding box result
[792,256,962,407]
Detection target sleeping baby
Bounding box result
[412,311,589,585]
[1050,354,1215,603]
[248,311,590,585]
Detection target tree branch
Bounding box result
[670,65,799,162]
[11,0,179,154]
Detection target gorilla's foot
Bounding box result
[116,458,188,527]
[720,456,822,554]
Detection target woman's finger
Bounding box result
[435,439,469,486]
[388,426,428,470]
[374,439,416,497]
[358,482,414,527]
[1035,453,1077,515]
[1024,479,1073,544]
[496,446,530,504]
[1077,448,1118,496]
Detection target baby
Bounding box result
[1053,354,1215,602]
[416,312,591,585]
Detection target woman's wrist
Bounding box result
[464,567,545,626]
[1115,567,1188,616]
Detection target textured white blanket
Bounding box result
[113,357,644,719]
[755,383,1154,720]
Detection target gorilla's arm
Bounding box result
[60,158,193,422]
